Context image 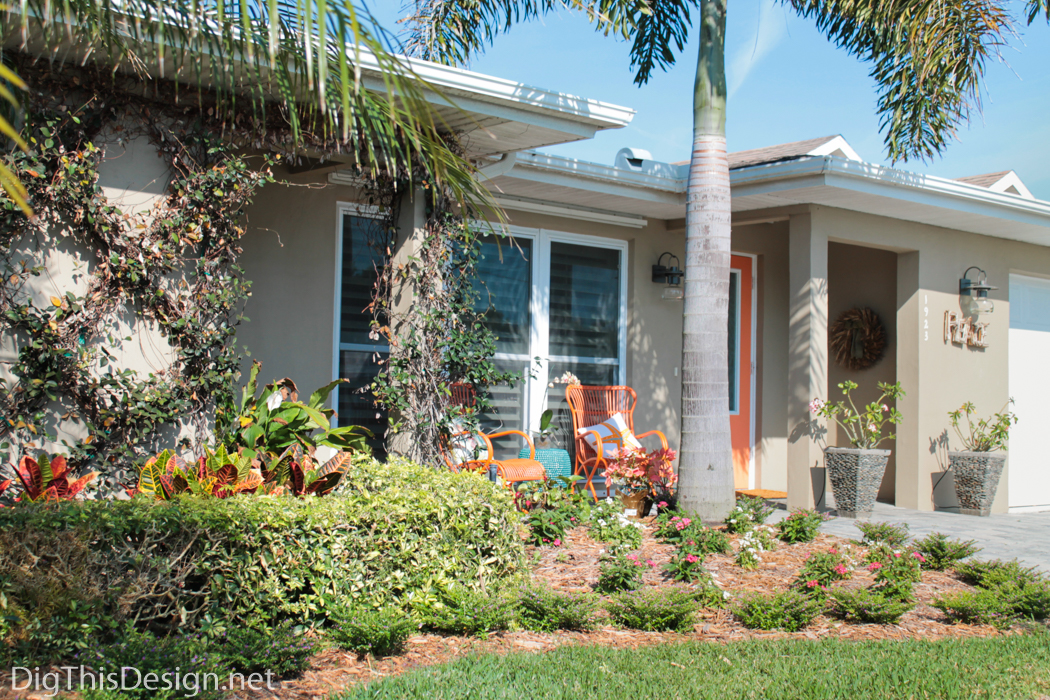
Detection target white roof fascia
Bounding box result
[806,135,862,161]
[491,195,648,228]
[353,51,635,130]
[731,156,1050,231]
[986,171,1035,200]
[510,151,685,193]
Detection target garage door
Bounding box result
[1008,274,1050,511]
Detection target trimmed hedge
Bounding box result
[0,457,523,660]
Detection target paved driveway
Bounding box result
[767,502,1050,572]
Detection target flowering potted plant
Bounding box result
[947,401,1018,516]
[602,446,678,516]
[532,371,581,448]
[810,380,905,518]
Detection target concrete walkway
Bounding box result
[766,502,1050,572]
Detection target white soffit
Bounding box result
[491,194,648,228]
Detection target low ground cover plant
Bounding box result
[735,529,771,571]
[597,550,654,593]
[329,606,417,657]
[912,532,981,571]
[951,559,1050,621]
[605,587,697,632]
[932,589,1018,629]
[723,496,775,534]
[733,590,824,631]
[585,499,645,549]
[955,559,1043,589]
[793,547,854,594]
[855,521,910,548]
[869,551,925,601]
[424,587,517,638]
[517,584,600,632]
[830,588,913,624]
[776,509,827,544]
[218,621,316,677]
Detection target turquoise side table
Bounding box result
[518,447,572,481]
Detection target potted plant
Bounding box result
[602,446,678,517]
[810,380,905,518]
[947,401,1018,516]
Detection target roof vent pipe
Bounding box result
[615,147,653,172]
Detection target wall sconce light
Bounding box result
[652,252,683,300]
[959,266,996,314]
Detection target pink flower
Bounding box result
[881,404,889,412]
[867,562,883,571]
[828,548,838,554]
[647,560,656,568]
[634,561,645,567]
[868,423,877,431]
[688,541,696,546]
[834,564,848,575]
[893,552,901,558]
[806,580,818,588]
[686,554,699,563]
[553,539,562,547]
[658,501,668,508]
[627,553,638,560]
[808,398,824,413]
[543,538,549,543]
[912,552,926,562]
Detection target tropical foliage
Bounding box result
[810,381,906,449]
[949,401,1018,452]
[10,454,97,502]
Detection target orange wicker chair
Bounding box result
[442,383,547,492]
[565,385,669,502]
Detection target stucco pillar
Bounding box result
[895,251,929,510]
[787,213,829,510]
[386,187,428,456]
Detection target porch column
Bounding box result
[386,187,428,456]
[894,251,929,511]
[787,212,829,510]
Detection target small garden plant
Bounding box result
[605,587,697,632]
[524,507,572,547]
[424,587,516,638]
[664,545,707,583]
[793,547,854,595]
[948,401,1018,452]
[809,380,905,449]
[330,606,417,657]
[517,584,600,632]
[218,621,317,677]
[735,529,770,571]
[932,590,1018,629]
[913,532,981,571]
[723,495,775,534]
[830,588,913,625]
[855,521,910,548]
[777,509,827,543]
[949,559,1050,622]
[868,551,925,601]
[597,550,654,593]
[733,590,824,632]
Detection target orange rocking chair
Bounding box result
[441,383,547,493]
[565,385,669,502]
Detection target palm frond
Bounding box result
[403,0,646,64]
[5,0,493,207]
[628,0,700,85]
[782,0,1013,162]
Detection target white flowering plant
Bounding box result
[809,380,905,449]
[735,529,768,571]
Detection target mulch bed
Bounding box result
[3,517,1023,700]
[224,517,1013,700]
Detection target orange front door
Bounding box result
[729,255,754,489]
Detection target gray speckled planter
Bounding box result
[825,447,891,519]
[950,451,1006,516]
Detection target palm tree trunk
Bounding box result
[677,0,735,520]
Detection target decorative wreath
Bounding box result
[830,307,888,371]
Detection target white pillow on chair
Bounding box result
[578,413,642,458]
[448,418,483,466]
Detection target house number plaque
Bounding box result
[944,312,989,348]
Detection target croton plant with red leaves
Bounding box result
[11,454,98,502]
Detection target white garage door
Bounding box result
[1008,274,1050,511]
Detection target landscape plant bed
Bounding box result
[220,519,1021,700]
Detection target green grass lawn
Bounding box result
[334,630,1050,700]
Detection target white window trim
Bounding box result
[332,202,387,428]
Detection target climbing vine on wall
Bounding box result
[365,179,516,466]
[0,64,278,493]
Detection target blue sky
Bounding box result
[373,2,1050,199]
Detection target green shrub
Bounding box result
[0,456,524,651]
[596,551,651,593]
[424,587,516,638]
[516,584,600,632]
[855,521,910,548]
[776,509,827,544]
[664,545,707,583]
[687,526,733,555]
[587,509,644,550]
[793,547,853,594]
[932,590,1017,629]
[996,580,1050,621]
[692,576,731,610]
[653,513,700,544]
[955,559,1045,589]
[912,532,981,571]
[329,606,416,657]
[868,551,924,601]
[733,591,824,631]
[217,621,316,677]
[724,496,775,533]
[74,628,231,700]
[605,587,697,632]
[830,588,913,624]
[524,508,572,547]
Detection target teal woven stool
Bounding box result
[518,447,572,481]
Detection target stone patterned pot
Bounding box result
[949,451,1006,516]
[825,447,891,519]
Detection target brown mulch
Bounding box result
[3,517,1022,700]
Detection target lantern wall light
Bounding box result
[652,252,683,300]
[959,266,996,315]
